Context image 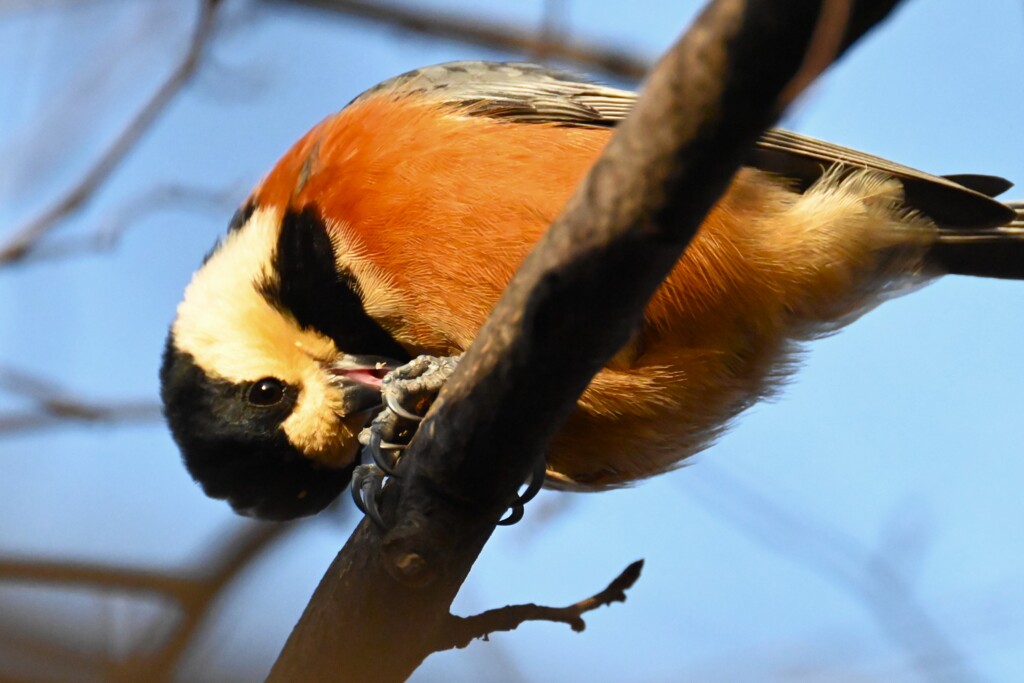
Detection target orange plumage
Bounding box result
[246,75,952,488]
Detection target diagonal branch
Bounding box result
[269,2,905,682]
[0,0,222,267]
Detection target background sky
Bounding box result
[1,1,1023,681]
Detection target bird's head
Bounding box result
[160,203,408,520]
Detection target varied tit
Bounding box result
[160,61,1024,521]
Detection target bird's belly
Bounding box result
[544,319,793,490]
[544,169,934,489]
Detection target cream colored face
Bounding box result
[171,207,365,467]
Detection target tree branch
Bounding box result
[269,1,905,681]
[0,0,222,266]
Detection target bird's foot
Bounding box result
[350,463,388,528]
[353,354,546,527]
[352,355,460,527]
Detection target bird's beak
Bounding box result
[324,354,399,416]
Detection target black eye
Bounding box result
[247,378,286,407]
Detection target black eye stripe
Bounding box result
[261,206,410,361]
[227,199,257,233]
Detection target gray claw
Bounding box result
[384,389,425,422]
[497,454,548,526]
[355,354,558,529]
[359,406,412,477]
[498,504,525,526]
[366,427,400,476]
[518,454,548,506]
[351,464,388,529]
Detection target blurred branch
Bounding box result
[17,183,243,265]
[0,0,222,267]
[0,520,297,683]
[0,624,105,683]
[0,366,161,435]
[682,463,980,683]
[269,1,904,682]
[0,559,194,598]
[0,408,161,435]
[273,0,651,80]
[534,0,569,62]
[148,521,295,677]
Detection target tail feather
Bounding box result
[1010,200,1024,226]
[941,174,1013,198]
[930,202,1024,280]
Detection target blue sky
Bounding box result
[1,1,1022,681]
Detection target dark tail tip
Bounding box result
[932,202,1024,280]
[932,237,1024,280]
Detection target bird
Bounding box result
[160,61,1024,521]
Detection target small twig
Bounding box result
[0,0,222,266]
[438,560,644,650]
[273,0,650,80]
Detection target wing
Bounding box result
[358,61,1015,230]
[752,130,1015,229]
[351,61,634,126]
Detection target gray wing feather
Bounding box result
[353,61,635,127]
